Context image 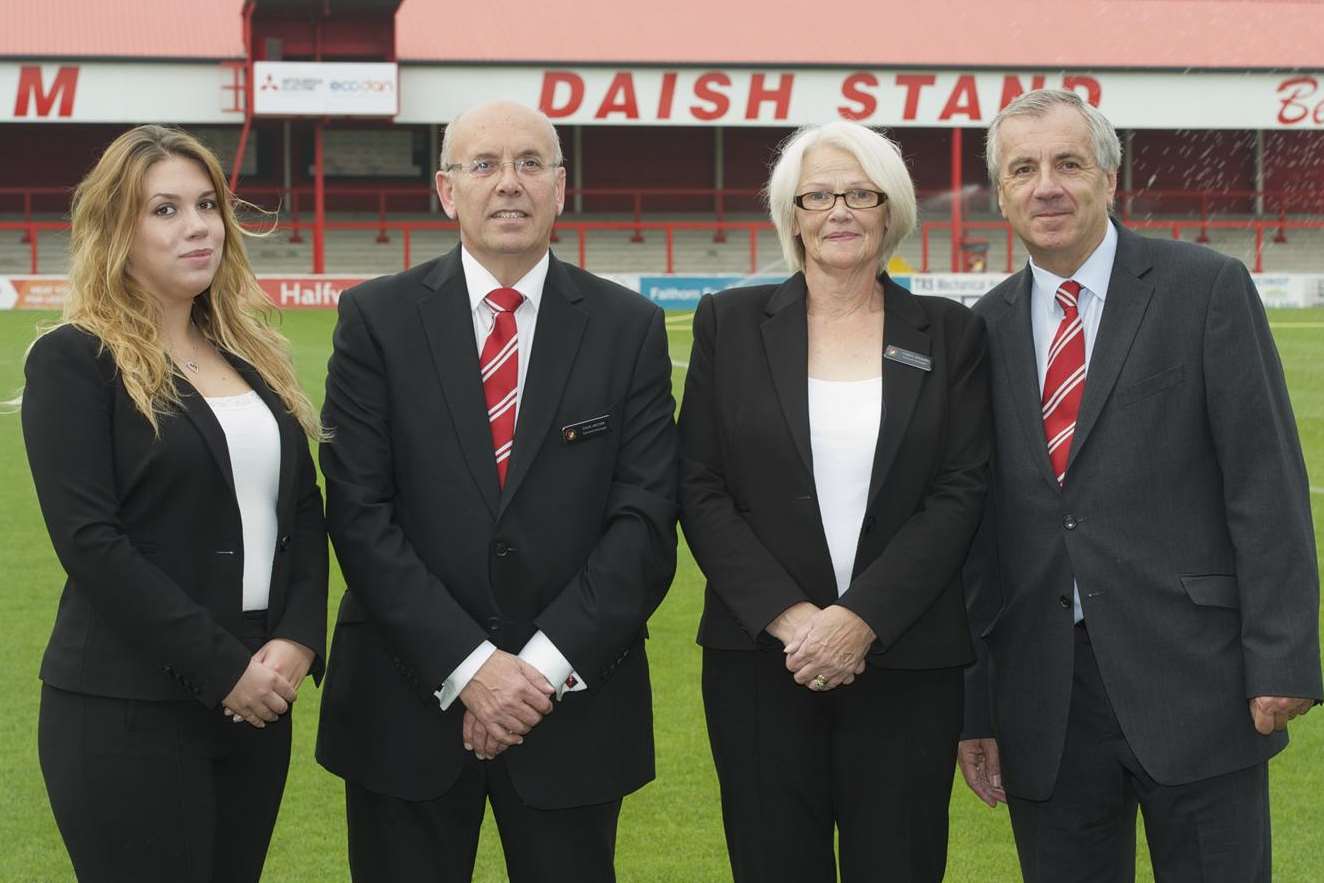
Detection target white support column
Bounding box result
[429,124,440,214]
[1254,129,1265,216]
[282,119,292,211]
[572,126,583,215]
[1123,130,1135,218]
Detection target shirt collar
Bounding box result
[1028,219,1118,306]
[461,246,549,314]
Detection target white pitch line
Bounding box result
[1270,323,1324,329]
[671,359,688,369]
[1312,487,1324,496]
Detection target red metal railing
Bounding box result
[0,219,777,276]
[919,218,1324,274]
[9,183,1324,250]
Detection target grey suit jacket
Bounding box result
[964,222,1323,800]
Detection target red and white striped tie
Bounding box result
[1042,280,1086,486]
[480,287,524,487]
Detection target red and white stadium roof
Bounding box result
[3,0,1322,70]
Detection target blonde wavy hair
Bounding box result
[51,124,322,439]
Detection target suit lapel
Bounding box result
[760,273,813,475]
[863,278,930,510]
[994,267,1062,490]
[499,255,587,515]
[1067,226,1155,470]
[173,374,236,498]
[418,249,502,517]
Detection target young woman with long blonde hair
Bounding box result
[21,125,327,882]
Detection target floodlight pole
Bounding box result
[314,120,326,273]
[950,127,963,272]
[229,1,256,193]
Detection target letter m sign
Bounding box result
[13,65,79,117]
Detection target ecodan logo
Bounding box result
[329,79,394,93]
[252,62,398,117]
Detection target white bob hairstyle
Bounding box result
[766,121,918,275]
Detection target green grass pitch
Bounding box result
[1,307,1322,881]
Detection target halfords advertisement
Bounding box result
[6,274,1324,312]
[0,276,369,311]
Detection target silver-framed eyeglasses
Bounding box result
[793,189,888,211]
[443,157,561,178]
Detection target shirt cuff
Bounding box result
[435,640,497,711]
[519,630,587,699]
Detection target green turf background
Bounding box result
[1,307,1321,881]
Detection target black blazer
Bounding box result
[679,273,990,668]
[964,223,1323,799]
[315,248,678,808]
[22,325,328,710]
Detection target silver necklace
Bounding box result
[171,331,203,375]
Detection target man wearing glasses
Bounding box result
[316,100,678,882]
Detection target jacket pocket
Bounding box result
[1179,573,1239,609]
[1117,365,1184,406]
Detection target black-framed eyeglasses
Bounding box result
[443,157,563,179]
[793,189,888,211]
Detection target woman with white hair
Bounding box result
[678,120,991,881]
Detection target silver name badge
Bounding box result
[884,345,933,372]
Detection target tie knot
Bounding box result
[1055,280,1082,314]
[485,287,524,313]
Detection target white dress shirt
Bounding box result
[1028,221,1117,623]
[807,376,883,596]
[203,390,280,612]
[434,246,586,711]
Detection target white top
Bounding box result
[433,246,584,713]
[807,376,883,596]
[1028,220,1118,623]
[204,390,280,612]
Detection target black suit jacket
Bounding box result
[315,248,678,808]
[679,273,990,667]
[964,223,1324,799]
[22,325,328,709]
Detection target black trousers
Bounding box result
[703,648,963,883]
[1008,625,1271,883]
[38,615,291,883]
[345,755,622,883]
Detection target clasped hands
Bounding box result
[460,650,555,760]
[767,601,874,692]
[221,638,316,727]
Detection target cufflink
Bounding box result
[565,675,578,689]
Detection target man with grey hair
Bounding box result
[316,100,678,881]
[959,89,1321,881]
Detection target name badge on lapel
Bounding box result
[562,413,611,444]
[884,345,933,372]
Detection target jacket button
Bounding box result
[279,535,290,551]
[487,617,502,633]
[494,540,511,558]
[1063,515,1078,531]
[1059,595,1072,609]
[862,515,877,533]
